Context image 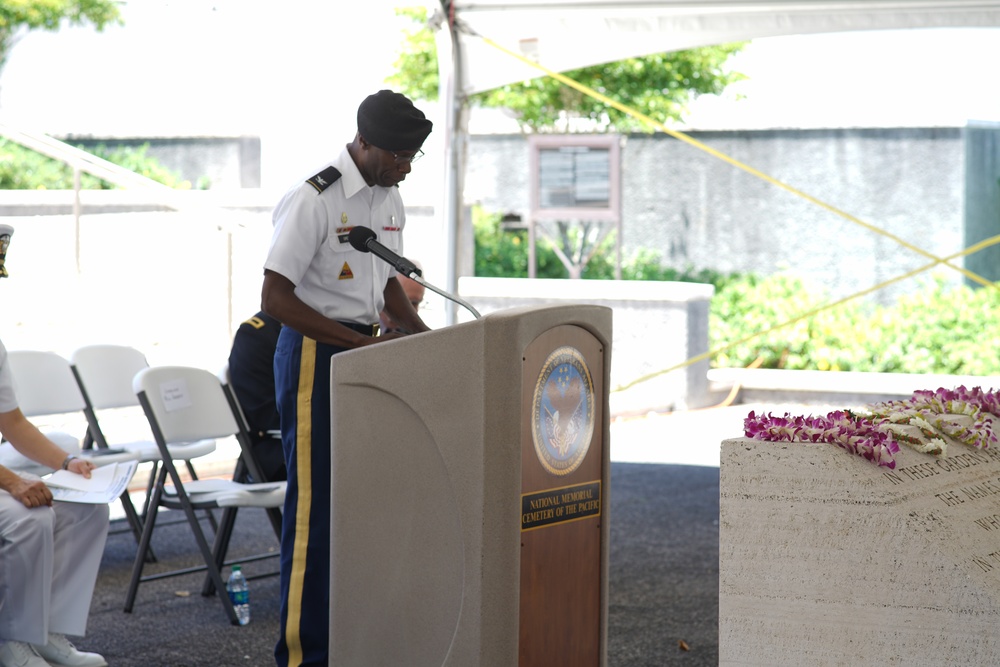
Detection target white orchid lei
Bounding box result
[744,386,1000,469]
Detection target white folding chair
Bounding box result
[125,365,285,625]
[195,366,284,597]
[70,344,220,548]
[0,350,139,477]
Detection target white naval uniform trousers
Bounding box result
[0,490,109,645]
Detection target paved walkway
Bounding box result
[88,460,722,667]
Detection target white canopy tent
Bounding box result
[430,0,1000,321]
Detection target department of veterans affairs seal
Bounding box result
[531,346,596,476]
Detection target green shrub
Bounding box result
[472,207,564,278]
[0,140,189,189]
[710,273,1000,375]
[876,277,1000,374]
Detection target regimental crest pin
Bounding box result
[338,262,354,280]
[531,346,595,476]
[341,212,348,224]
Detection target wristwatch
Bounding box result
[61,455,77,470]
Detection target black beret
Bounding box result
[357,90,433,152]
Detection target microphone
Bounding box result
[347,225,481,320]
[348,226,422,278]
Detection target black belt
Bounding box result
[338,321,380,337]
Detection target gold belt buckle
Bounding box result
[372,323,381,337]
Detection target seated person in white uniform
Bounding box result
[0,225,109,667]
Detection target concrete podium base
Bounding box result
[721,436,1000,665]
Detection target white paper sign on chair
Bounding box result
[160,379,193,412]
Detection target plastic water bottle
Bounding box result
[226,564,251,625]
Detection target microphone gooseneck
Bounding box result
[347,225,481,320]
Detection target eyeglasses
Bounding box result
[389,149,424,165]
[361,136,425,165]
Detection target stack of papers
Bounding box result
[44,460,139,504]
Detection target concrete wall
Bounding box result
[35,126,993,307]
[466,127,972,306]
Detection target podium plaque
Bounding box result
[519,325,605,665]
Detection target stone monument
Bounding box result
[721,392,1000,665]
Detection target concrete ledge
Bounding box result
[0,188,282,215]
[709,368,1000,406]
[459,276,713,302]
[460,277,715,412]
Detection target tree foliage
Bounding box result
[0,0,121,71]
[388,7,439,102]
[477,48,746,132]
[387,6,746,133]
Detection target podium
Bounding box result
[328,304,612,666]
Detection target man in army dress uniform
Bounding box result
[261,90,433,667]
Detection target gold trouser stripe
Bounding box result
[285,337,316,667]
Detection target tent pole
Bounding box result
[437,0,467,326]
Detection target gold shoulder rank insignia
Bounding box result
[338,262,354,280]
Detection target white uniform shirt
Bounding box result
[264,146,405,326]
[0,339,17,413]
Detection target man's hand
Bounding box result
[10,477,53,508]
[375,331,410,343]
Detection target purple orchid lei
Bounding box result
[744,385,1000,469]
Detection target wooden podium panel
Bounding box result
[519,325,605,666]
